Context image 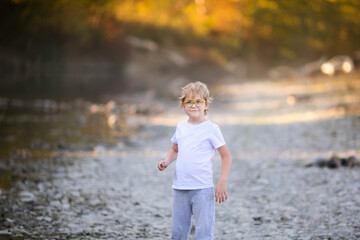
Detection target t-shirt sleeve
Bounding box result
[210,125,226,149]
[170,126,178,144]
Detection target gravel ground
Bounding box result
[1,77,360,239]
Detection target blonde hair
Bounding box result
[180,81,213,115]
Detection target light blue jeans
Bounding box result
[171,187,215,240]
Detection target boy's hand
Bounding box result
[215,180,228,203]
[158,161,167,171]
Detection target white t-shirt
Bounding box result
[171,120,226,190]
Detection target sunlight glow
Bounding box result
[342,61,353,73]
[147,75,360,127]
[209,107,348,125]
[107,114,117,128]
[146,106,352,127]
[321,62,335,75]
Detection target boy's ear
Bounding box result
[204,101,210,115]
[180,101,185,109]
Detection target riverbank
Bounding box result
[1,75,360,239]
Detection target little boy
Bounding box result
[158,81,232,240]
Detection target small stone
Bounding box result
[315,158,327,168]
[280,215,290,222]
[50,200,62,209]
[6,218,15,223]
[328,155,341,168]
[253,216,263,225]
[36,216,52,222]
[0,229,11,236]
[341,155,358,167]
[18,191,37,203]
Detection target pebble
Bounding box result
[0,229,11,236]
[18,191,37,203]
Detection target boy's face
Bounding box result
[182,93,209,120]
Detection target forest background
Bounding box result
[0,0,359,100]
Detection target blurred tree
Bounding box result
[0,0,128,99]
[2,0,359,62]
[112,0,360,64]
[0,0,122,58]
[0,0,359,94]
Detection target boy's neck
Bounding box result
[187,117,207,125]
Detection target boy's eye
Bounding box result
[184,100,204,108]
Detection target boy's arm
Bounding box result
[215,145,232,203]
[158,143,178,171]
